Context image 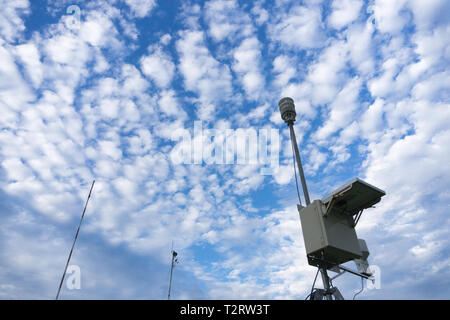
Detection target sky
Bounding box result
[0,0,449,300]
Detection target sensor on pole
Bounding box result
[278,97,386,300]
[278,97,311,206]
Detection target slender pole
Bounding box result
[288,123,332,298]
[56,180,95,300]
[281,99,333,299]
[288,124,311,205]
[168,249,176,300]
[320,267,333,300]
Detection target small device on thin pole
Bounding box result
[167,241,179,300]
[278,98,385,300]
[56,180,95,300]
[279,97,311,206]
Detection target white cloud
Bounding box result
[2,158,34,181]
[358,92,449,246]
[269,111,284,125]
[328,0,363,29]
[113,177,138,197]
[204,0,254,42]
[251,1,269,26]
[80,14,115,47]
[314,78,362,141]
[345,21,375,75]
[372,0,409,34]
[0,44,34,120]
[98,140,123,160]
[412,71,450,101]
[367,34,433,100]
[176,30,233,120]
[188,205,317,299]
[412,25,450,70]
[233,37,265,99]
[272,165,293,185]
[125,0,156,18]
[160,33,171,45]
[307,40,349,105]
[158,89,186,118]
[408,0,450,31]
[44,33,89,65]
[99,98,120,118]
[140,46,175,88]
[14,43,43,88]
[0,0,30,42]
[272,55,297,88]
[306,148,327,173]
[410,237,445,261]
[269,4,325,49]
[360,98,385,140]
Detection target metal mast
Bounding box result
[56,180,95,300]
[279,98,311,205]
[278,98,332,299]
[288,122,311,206]
[167,242,178,300]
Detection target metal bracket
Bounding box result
[323,196,335,218]
[352,209,364,227]
[323,185,352,217]
[307,255,374,280]
[337,265,374,281]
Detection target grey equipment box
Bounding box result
[298,178,386,268]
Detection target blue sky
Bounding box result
[0,0,449,299]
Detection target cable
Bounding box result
[56,180,95,300]
[353,277,364,300]
[290,136,302,206]
[305,268,320,300]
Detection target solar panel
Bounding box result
[321,178,386,217]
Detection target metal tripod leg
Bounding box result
[320,267,333,300]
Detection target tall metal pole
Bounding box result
[290,122,331,299]
[288,123,311,206]
[320,267,333,300]
[168,243,178,300]
[56,180,95,300]
[168,253,175,300]
[279,98,333,299]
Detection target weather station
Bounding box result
[278,97,386,300]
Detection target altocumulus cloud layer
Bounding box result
[0,0,449,299]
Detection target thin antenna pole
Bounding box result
[56,180,95,300]
[168,241,178,300]
[288,123,311,205]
